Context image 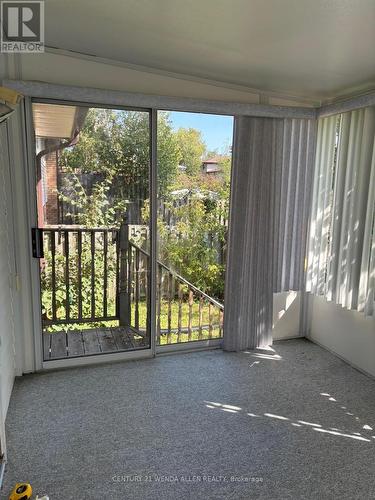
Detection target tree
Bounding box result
[157,112,180,194]
[175,128,206,176]
[56,108,231,299]
[59,109,180,226]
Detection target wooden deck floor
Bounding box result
[43,327,147,361]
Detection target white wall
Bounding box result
[308,295,375,378]
[273,291,301,340]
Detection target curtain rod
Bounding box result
[3,80,317,120]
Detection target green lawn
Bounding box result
[45,299,223,344]
[157,328,221,345]
[132,299,222,344]
[132,299,221,328]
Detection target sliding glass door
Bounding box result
[29,100,233,364]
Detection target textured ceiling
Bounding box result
[44,0,375,100]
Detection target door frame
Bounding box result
[23,93,226,370]
[24,97,158,369]
[24,97,44,370]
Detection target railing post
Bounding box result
[119,214,130,328]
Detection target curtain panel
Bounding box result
[224,116,316,351]
[306,106,375,317]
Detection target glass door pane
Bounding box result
[32,102,152,361]
[156,111,233,346]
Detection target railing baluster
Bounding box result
[177,284,182,343]
[115,230,120,319]
[145,251,149,331]
[90,231,95,319]
[135,247,140,331]
[167,273,173,344]
[157,265,162,345]
[209,302,213,339]
[119,219,130,328]
[219,309,224,337]
[51,231,57,321]
[188,289,193,341]
[127,244,132,325]
[198,294,203,340]
[77,231,82,320]
[103,231,108,318]
[64,230,70,321]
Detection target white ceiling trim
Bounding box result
[4,80,318,120]
[318,92,375,118]
[5,79,375,120]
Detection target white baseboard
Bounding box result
[273,334,304,342]
[307,335,375,381]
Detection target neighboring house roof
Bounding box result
[202,156,222,164]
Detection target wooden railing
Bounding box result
[127,241,224,344]
[41,227,119,325]
[40,224,224,344]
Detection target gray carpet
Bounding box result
[2,339,375,500]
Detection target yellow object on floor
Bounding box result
[9,483,32,500]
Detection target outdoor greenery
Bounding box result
[157,198,228,297]
[58,108,231,296]
[58,109,179,225]
[41,107,231,340]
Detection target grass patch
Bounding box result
[45,300,223,343]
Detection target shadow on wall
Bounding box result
[272,291,300,340]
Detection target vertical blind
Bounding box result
[273,118,316,292]
[224,116,274,351]
[224,116,316,351]
[306,106,375,317]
